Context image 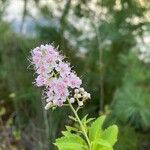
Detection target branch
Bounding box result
[60,0,71,48]
[20,0,28,34]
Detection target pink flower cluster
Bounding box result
[31,44,83,108]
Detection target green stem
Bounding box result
[67,98,91,150]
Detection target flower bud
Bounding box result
[83,91,88,95]
[74,89,79,94]
[79,88,84,93]
[78,101,83,106]
[70,98,75,103]
[83,94,87,99]
[86,93,91,99]
[46,97,53,102]
[74,93,81,98]
[53,100,58,105]
[57,100,63,107]
[45,102,52,110]
[77,94,82,98]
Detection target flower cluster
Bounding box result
[31,44,90,109]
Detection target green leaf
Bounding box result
[91,137,113,150]
[55,133,88,150]
[81,115,95,134]
[81,114,88,123]
[91,139,111,148]
[81,115,89,133]
[65,125,78,132]
[69,115,77,122]
[89,115,106,141]
[102,125,118,146]
[86,118,95,124]
[81,115,95,125]
[62,131,72,137]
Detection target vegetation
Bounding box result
[0,0,150,149]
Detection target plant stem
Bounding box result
[67,98,91,150]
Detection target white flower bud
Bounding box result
[45,102,52,110]
[79,88,84,93]
[74,89,79,94]
[83,92,87,99]
[53,100,58,105]
[74,93,82,98]
[83,91,88,95]
[77,94,82,98]
[78,101,83,106]
[70,98,75,103]
[46,97,53,102]
[86,93,91,99]
[46,99,49,103]
[83,94,87,99]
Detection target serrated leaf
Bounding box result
[69,115,77,121]
[81,115,89,133]
[81,115,95,125]
[55,133,88,150]
[86,118,95,124]
[81,115,95,135]
[81,114,88,123]
[102,125,118,146]
[89,115,106,141]
[62,131,72,137]
[66,126,78,132]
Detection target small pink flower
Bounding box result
[69,73,82,88]
[62,75,70,85]
[57,100,64,107]
[31,52,42,67]
[35,75,45,87]
[56,62,71,76]
[47,89,54,98]
[53,79,69,98]
[37,66,46,74]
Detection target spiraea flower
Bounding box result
[31,44,90,109]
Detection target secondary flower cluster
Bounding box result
[31,44,90,109]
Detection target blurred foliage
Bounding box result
[0,0,150,149]
[115,126,139,150]
[112,51,150,129]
